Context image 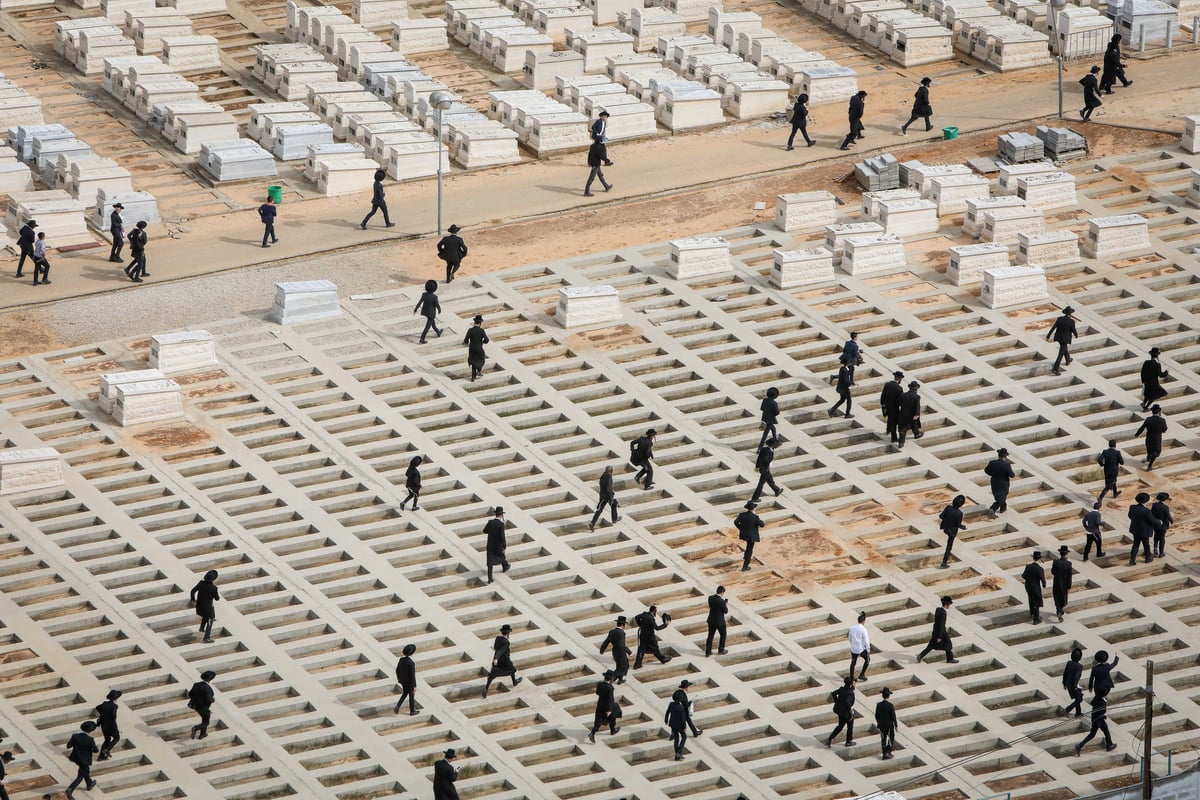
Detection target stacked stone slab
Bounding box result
[902,160,971,193]
[523,50,584,90]
[128,10,193,55]
[1115,0,1178,44]
[304,142,365,180]
[76,27,139,75]
[862,188,919,219]
[1082,214,1151,259]
[272,280,341,324]
[113,379,185,426]
[998,130,1044,162]
[825,221,884,263]
[1036,125,1086,160]
[775,191,837,232]
[98,368,167,412]
[150,330,219,372]
[8,190,93,247]
[948,241,1009,285]
[772,246,835,287]
[163,101,240,154]
[798,65,858,105]
[997,160,1057,194]
[198,141,278,181]
[841,232,906,275]
[980,264,1047,308]
[65,157,134,206]
[1016,171,1077,211]
[556,285,622,327]
[963,195,1024,237]
[0,449,64,496]
[668,236,732,279]
[620,7,687,50]
[1017,230,1080,268]
[353,0,409,29]
[317,154,381,194]
[855,152,901,191]
[162,35,221,70]
[0,72,46,127]
[391,18,450,52]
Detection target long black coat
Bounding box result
[897,390,920,425]
[395,655,416,689]
[1051,556,1072,609]
[433,758,459,800]
[879,380,903,417]
[484,518,506,565]
[1127,504,1163,539]
[464,326,489,369]
[600,627,630,669]
[1021,562,1045,609]
[1136,414,1167,453]
[593,680,617,726]
[910,85,931,116]
[1080,73,1103,108]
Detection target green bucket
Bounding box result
[942,126,958,140]
[267,185,283,203]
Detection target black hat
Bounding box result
[908,381,920,389]
[1058,546,1069,555]
[616,615,626,625]
[679,680,692,688]
[424,279,438,292]
[1032,550,1041,559]
[402,644,416,656]
[494,506,504,515]
[745,500,758,509]
[81,721,97,732]
[603,670,615,680]
[598,110,610,117]
[112,203,124,209]
[997,448,1009,457]
[1149,347,1160,356]
[136,220,147,228]
[444,748,456,758]
[881,687,892,697]
[473,315,483,323]
[1136,492,1151,504]
[201,670,216,681]
[500,624,512,633]
[646,429,657,436]
[940,595,953,605]
[1156,492,1170,501]
[1151,404,1162,413]
[1062,306,1075,315]
[26,220,37,228]
[893,371,904,379]
[106,689,123,701]
[920,77,931,85]
[448,224,461,233]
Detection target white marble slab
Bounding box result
[775,190,837,232]
[824,221,884,264]
[1082,213,1151,259]
[557,285,622,327]
[1017,230,1079,268]
[980,264,1047,308]
[0,448,64,495]
[772,247,835,288]
[668,235,732,279]
[113,379,185,426]
[150,330,219,373]
[98,368,166,413]
[947,241,1008,286]
[841,233,906,276]
[272,279,341,324]
[980,205,1043,244]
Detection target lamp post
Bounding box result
[429,90,454,236]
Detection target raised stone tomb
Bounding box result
[0,448,64,495]
[556,285,622,327]
[980,264,1047,308]
[271,279,341,324]
[1082,213,1151,259]
[771,246,835,287]
[947,241,1009,286]
[149,330,219,372]
[112,378,185,426]
[1016,230,1079,268]
[98,367,166,413]
[775,190,838,232]
[667,235,732,279]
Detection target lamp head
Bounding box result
[429,90,455,111]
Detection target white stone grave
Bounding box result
[150,330,219,372]
[996,160,1056,194]
[1082,214,1151,259]
[1016,171,1076,211]
[113,379,185,426]
[841,233,906,276]
[980,265,1047,308]
[861,188,919,220]
[0,448,64,495]
[980,205,1043,244]
[775,191,838,232]
[963,195,1023,237]
[1183,115,1199,154]
[825,221,884,264]
[878,198,938,237]
[98,368,166,413]
[1188,169,1200,208]
[95,189,159,231]
[556,285,622,327]
[928,174,990,216]
[668,236,732,279]
[1017,230,1079,268]
[162,35,221,70]
[947,241,1009,286]
[772,247,835,288]
[272,280,341,324]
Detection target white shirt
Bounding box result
[848,623,870,654]
[33,239,48,259]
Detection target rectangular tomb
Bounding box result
[1183,115,1199,155]
[150,330,219,372]
[668,236,732,279]
[927,174,989,216]
[1082,214,1151,259]
[963,195,1024,237]
[272,279,340,324]
[775,190,838,232]
[980,205,1043,244]
[861,188,919,220]
[772,247,835,288]
[947,241,1009,286]
[841,233,906,276]
[113,379,184,426]
[98,368,166,413]
[0,448,64,496]
[825,221,884,264]
[1016,171,1077,211]
[980,265,1047,308]
[877,198,938,237]
[556,285,622,328]
[1017,230,1079,268]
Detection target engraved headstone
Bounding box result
[113,379,185,426]
[775,191,838,232]
[1017,230,1079,268]
[980,205,1044,244]
[980,265,1048,309]
[841,233,906,277]
[877,198,938,238]
[556,285,622,328]
[861,188,919,220]
[0,448,64,495]
[667,236,732,279]
[1016,171,1077,211]
[99,368,166,413]
[150,330,218,373]
[1082,214,1151,259]
[947,242,1009,287]
[271,279,341,324]
[963,195,1024,237]
[771,247,835,288]
[824,221,884,264]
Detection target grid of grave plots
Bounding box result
[1,145,1200,800]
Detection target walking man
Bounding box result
[604,618,633,686]
[14,219,35,278]
[1083,502,1104,561]
[589,465,620,531]
[1074,695,1117,755]
[880,371,904,443]
[824,676,857,747]
[829,359,854,418]
[985,448,1015,517]
[1099,33,1132,93]
[937,494,967,568]
[1046,306,1077,375]
[1096,440,1123,502]
[65,721,99,798]
[482,623,522,698]
[705,586,728,657]
[839,90,868,150]
[125,221,148,282]
[1061,647,1085,717]
[1127,491,1163,565]
[433,749,459,800]
[758,386,780,449]
[189,569,219,643]
[588,671,620,742]
[438,224,468,283]
[360,169,395,229]
[664,694,688,760]
[896,381,922,448]
[1080,66,1103,120]
[399,455,422,511]
[633,605,671,668]
[900,77,933,135]
[1151,492,1172,557]
[1135,405,1167,470]
[1088,650,1119,699]
[735,500,764,572]
[875,687,897,759]
[393,644,417,715]
[785,93,815,149]
[916,596,957,663]
[31,231,51,286]
[258,195,278,247]
[187,670,216,740]
[599,615,632,683]
[413,279,443,344]
[484,506,509,583]
[583,139,613,197]
[1051,545,1073,622]
[463,315,489,381]
[108,204,124,262]
[848,611,870,681]
[752,438,783,500]
[840,332,862,366]
[672,680,702,737]
[590,110,613,162]
[94,690,122,760]
[1021,550,1046,624]
[1140,348,1168,410]
[629,429,656,489]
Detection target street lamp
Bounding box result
[429,90,454,236]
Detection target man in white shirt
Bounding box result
[848,611,870,681]
[32,231,51,286]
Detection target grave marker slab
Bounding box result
[150,330,219,372]
[556,285,622,327]
[0,448,64,495]
[980,264,1047,308]
[771,247,835,287]
[668,236,732,279]
[271,279,341,324]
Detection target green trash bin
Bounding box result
[942,127,958,141]
[267,185,283,203]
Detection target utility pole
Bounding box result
[1143,660,1154,800]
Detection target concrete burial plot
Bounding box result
[963,195,1024,237]
[1082,214,1151,259]
[668,236,733,279]
[772,247,835,287]
[947,241,1009,286]
[862,188,919,220]
[112,379,185,426]
[775,191,838,232]
[98,368,167,413]
[162,35,221,70]
[1016,171,1077,211]
[980,204,1044,244]
[1017,230,1079,268]
[841,232,906,276]
[877,198,938,237]
[150,330,219,373]
[556,285,622,327]
[928,174,990,216]
[0,448,64,496]
[272,280,341,324]
[980,264,1047,309]
[825,221,884,264]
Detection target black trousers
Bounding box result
[1083,532,1103,559]
[110,230,124,261]
[193,707,211,735]
[394,685,415,713]
[485,664,518,688]
[941,532,956,566]
[742,539,755,569]
[400,488,419,509]
[989,488,1008,513]
[585,165,609,194]
[1130,533,1152,562]
[840,121,864,149]
[100,726,121,757]
[902,113,932,132]
[590,497,618,528]
[127,251,147,279]
[1064,685,1084,716]
[1097,475,1118,501]
[1052,342,1071,371]
[786,122,813,147]
[884,410,899,441]
[752,470,780,500]
[486,555,509,582]
[670,727,687,756]
[917,637,952,661]
[1079,718,1113,749]
[445,258,461,282]
[262,222,276,246]
[634,641,668,668]
[634,460,653,487]
[758,420,777,449]
[850,650,869,678]
[831,388,852,414]
[361,200,391,226]
[705,622,726,655]
[879,726,895,755]
[1154,530,1166,557]
[15,247,32,276]
[67,763,93,792]
[419,316,441,342]
[33,257,50,283]
[828,712,854,744]
[897,419,920,447]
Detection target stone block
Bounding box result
[272,279,340,324]
[996,160,1056,194]
[775,190,838,232]
[0,448,64,495]
[963,195,1024,237]
[150,330,218,373]
[841,233,906,276]
[198,141,278,182]
[0,93,45,128]
[878,198,938,237]
[1016,230,1079,268]
[825,221,884,264]
[162,35,221,70]
[273,123,335,160]
[556,285,622,327]
[1082,214,1151,259]
[1187,169,1200,208]
[523,49,584,90]
[354,0,408,27]
[391,17,450,53]
[1016,170,1076,211]
[0,163,34,194]
[317,155,381,195]
[798,65,857,105]
[667,236,732,279]
[1183,115,1199,154]
[113,379,185,426]
[980,205,1043,244]
[98,368,166,413]
[861,188,918,220]
[947,241,1009,286]
[94,189,159,231]
[655,83,724,131]
[771,247,835,287]
[980,265,1047,308]
[927,174,990,216]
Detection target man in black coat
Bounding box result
[705,586,728,657]
[94,689,123,760]
[1021,551,1046,624]
[1135,405,1167,470]
[0,748,14,800]
[1080,66,1103,120]
[1140,348,1168,410]
[1088,650,1119,698]
[15,219,36,278]
[1096,440,1124,502]
[588,671,620,742]
[633,606,671,668]
[839,91,867,150]
[896,381,922,448]
[735,500,764,571]
[1050,546,1073,622]
[985,448,1015,517]
[463,314,489,381]
[752,438,783,501]
[785,92,814,150]
[629,429,656,489]
[1151,492,1172,558]
[875,687,898,759]
[1061,647,1085,717]
[589,465,620,531]
[664,696,688,760]
[1127,492,1163,565]
[1083,502,1104,561]
[188,670,216,740]
[824,676,857,747]
[125,221,148,282]
[938,494,966,568]
[758,386,780,449]
[900,77,933,135]
[829,360,854,419]
[483,624,522,698]
[65,721,99,798]
[438,224,468,283]
[394,643,417,715]
[1045,306,1077,375]
[1099,33,1131,93]
[258,196,278,247]
[360,169,394,228]
[484,506,509,583]
[1074,695,1117,755]
[108,204,125,262]
[599,616,632,682]
[880,371,904,443]
[413,279,443,344]
[433,749,459,800]
[583,140,612,197]
[190,569,220,643]
[916,596,957,663]
[672,680,701,737]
